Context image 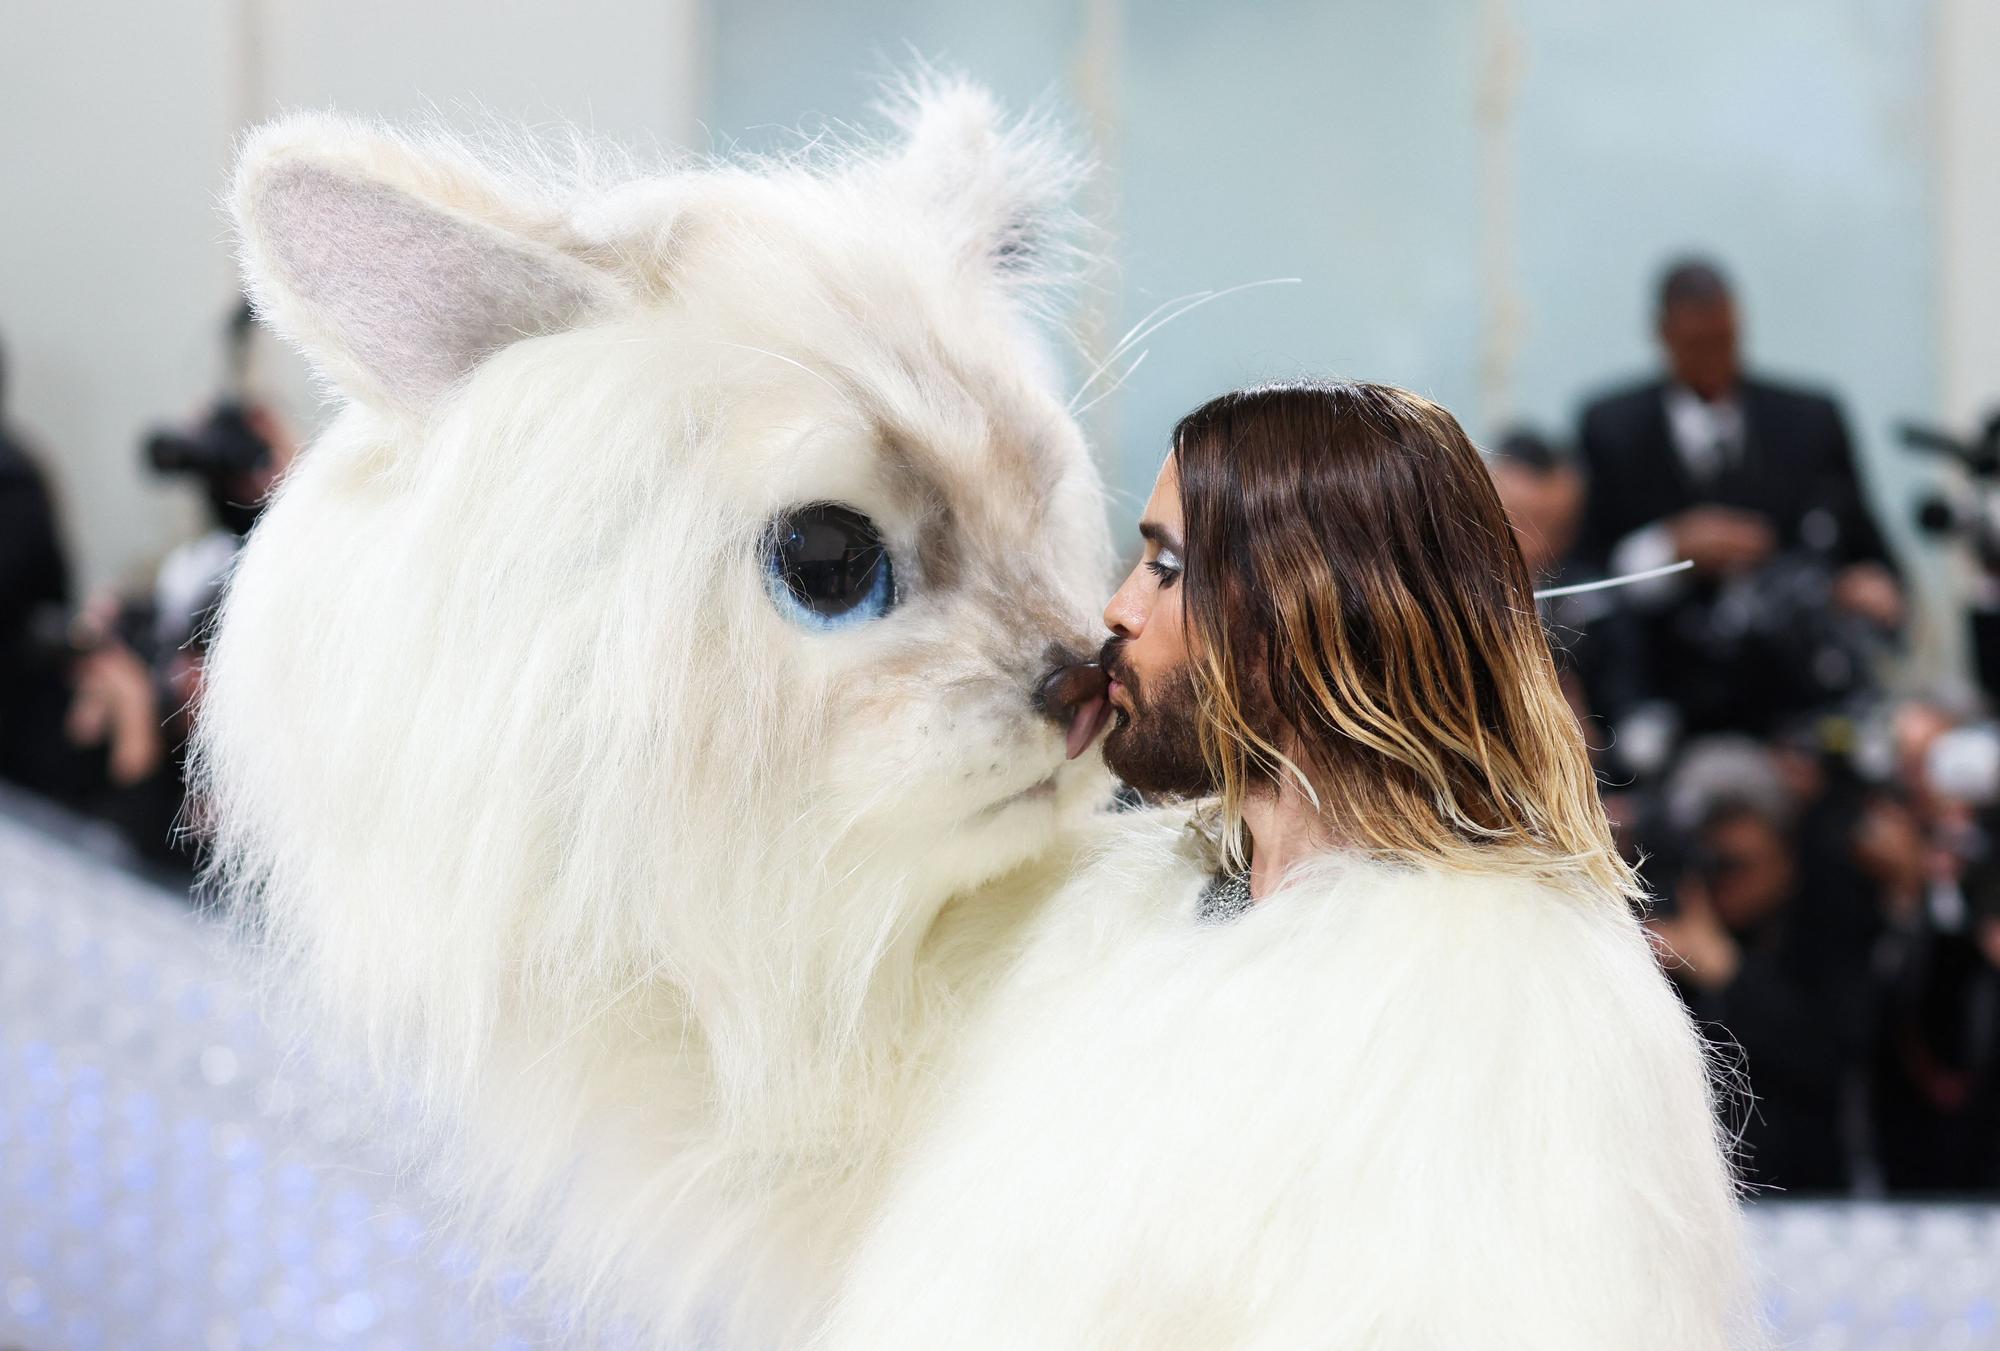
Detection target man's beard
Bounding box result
[1099,637,1217,801]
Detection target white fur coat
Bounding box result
[815,810,1763,1350]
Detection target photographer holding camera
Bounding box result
[12,302,294,876]
[1578,258,1904,746]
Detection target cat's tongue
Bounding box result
[1065,695,1110,761]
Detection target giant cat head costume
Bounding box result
[198,79,1114,1341]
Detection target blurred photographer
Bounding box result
[1577,258,1904,744]
[1645,737,1875,1193]
[1861,703,2000,1192]
[144,301,292,539]
[49,301,293,875]
[1489,428,1653,774]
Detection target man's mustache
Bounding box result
[1097,635,1126,684]
[1097,636,1137,706]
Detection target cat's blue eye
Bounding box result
[764,503,897,629]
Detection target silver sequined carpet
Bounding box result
[3,789,1999,1349]
[0,791,603,1350]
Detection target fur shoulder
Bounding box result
[816,852,1764,1350]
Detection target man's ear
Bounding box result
[231,113,622,418]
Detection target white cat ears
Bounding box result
[231,115,621,418]
[230,81,1084,421]
[874,79,1084,285]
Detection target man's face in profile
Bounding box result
[1099,457,1217,801]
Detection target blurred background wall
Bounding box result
[3,0,1997,674]
[0,0,703,591]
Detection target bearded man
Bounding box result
[814,381,1762,1350]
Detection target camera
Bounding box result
[144,400,270,479]
[1901,410,2000,691]
[1697,552,1882,704]
[1904,411,2000,569]
[140,300,275,537]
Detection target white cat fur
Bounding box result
[199,81,1760,1347]
[201,81,1114,1344]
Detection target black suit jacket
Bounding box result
[1573,376,1900,738]
[1577,375,1897,577]
[0,428,79,797]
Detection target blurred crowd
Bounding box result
[0,302,292,883]
[4,260,2000,1198]
[1493,258,2000,1198]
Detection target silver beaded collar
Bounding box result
[1196,868,1253,924]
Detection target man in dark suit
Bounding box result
[1577,259,1904,739]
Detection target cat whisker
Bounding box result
[1069,289,1212,411]
[1072,348,1149,422]
[704,340,853,404]
[1067,277,1302,412]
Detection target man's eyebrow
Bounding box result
[1138,521,1183,552]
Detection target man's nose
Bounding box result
[1036,645,1111,761]
[1104,573,1144,640]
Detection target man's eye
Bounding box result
[1145,555,1182,586]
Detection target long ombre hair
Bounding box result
[1173,380,1640,903]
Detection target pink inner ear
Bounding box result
[250,161,608,412]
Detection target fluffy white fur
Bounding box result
[199,80,1760,1347]
[204,80,1113,1343]
[816,810,1762,1349]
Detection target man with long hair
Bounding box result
[1101,381,1637,909]
[826,381,1760,1348]
[1080,377,1752,1327]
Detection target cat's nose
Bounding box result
[1036,651,1111,761]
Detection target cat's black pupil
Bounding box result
[772,504,890,616]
